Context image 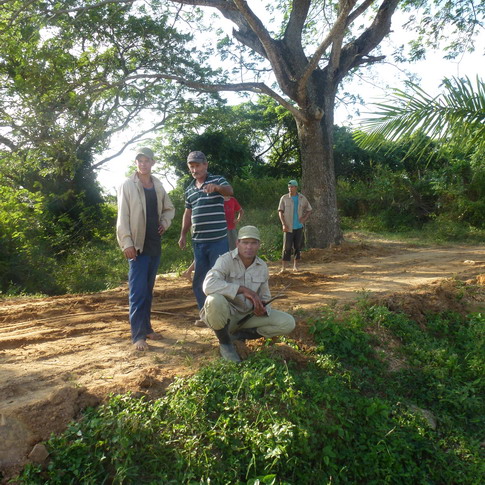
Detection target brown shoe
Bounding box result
[194,319,206,327]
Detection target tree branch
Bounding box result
[0,133,18,151]
[171,0,296,94]
[297,0,355,98]
[281,0,312,81]
[91,117,169,169]
[167,0,237,9]
[125,73,306,121]
[284,0,311,50]
[347,0,375,26]
[231,0,293,88]
[336,0,400,86]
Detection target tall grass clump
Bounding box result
[337,161,485,243]
[17,308,483,484]
[52,240,127,293]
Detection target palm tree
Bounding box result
[354,76,485,160]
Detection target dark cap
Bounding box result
[187,151,207,163]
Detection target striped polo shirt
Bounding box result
[185,173,229,243]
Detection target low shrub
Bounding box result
[53,240,127,294]
[16,309,484,484]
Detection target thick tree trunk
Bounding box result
[297,115,343,248]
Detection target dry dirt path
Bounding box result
[1,233,484,479]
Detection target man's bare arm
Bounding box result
[178,208,192,249]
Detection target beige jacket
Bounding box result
[278,193,312,232]
[202,248,272,315]
[116,173,175,252]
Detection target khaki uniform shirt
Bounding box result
[278,193,312,232]
[202,248,272,315]
[116,173,175,253]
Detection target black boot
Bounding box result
[214,325,241,363]
[231,327,261,342]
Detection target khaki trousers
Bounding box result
[203,293,295,338]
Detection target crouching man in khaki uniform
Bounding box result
[201,225,295,362]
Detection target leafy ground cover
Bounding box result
[15,304,484,484]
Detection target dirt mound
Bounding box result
[374,274,485,324]
[1,236,484,482]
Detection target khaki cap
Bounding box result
[238,225,261,241]
[136,147,155,160]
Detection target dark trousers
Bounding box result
[282,228,303,261]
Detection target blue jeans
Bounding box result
[193,238,229,309]
[128,253,160,343]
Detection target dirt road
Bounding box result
[1,233,484,479]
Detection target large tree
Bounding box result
[4,1,483,248]
[132,0,484,247]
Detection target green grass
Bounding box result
[18,208,482,296]
[16,306,484,484]
[341,215,485,245]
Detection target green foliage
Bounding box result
[337,165,436,231]
[52,241,127,294]
[0,0,219,291]
[402,1,485,59]
[155,97,301,181]
[0,185,58,295]
[337,145,485,237]
[231,177,288,209]
[16,307,484,484]
[355,77,485,161]
[333,125,376,180]
[0,196,120,296]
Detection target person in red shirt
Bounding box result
[224,195,244,250]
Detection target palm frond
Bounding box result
[354,76,485,160]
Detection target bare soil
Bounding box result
[1,233,484,480]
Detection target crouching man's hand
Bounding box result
[238,286,267,316]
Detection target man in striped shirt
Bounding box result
[178,151,234,313]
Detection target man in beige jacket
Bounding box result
[117,147,175,351]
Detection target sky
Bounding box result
[95,8,484,195]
